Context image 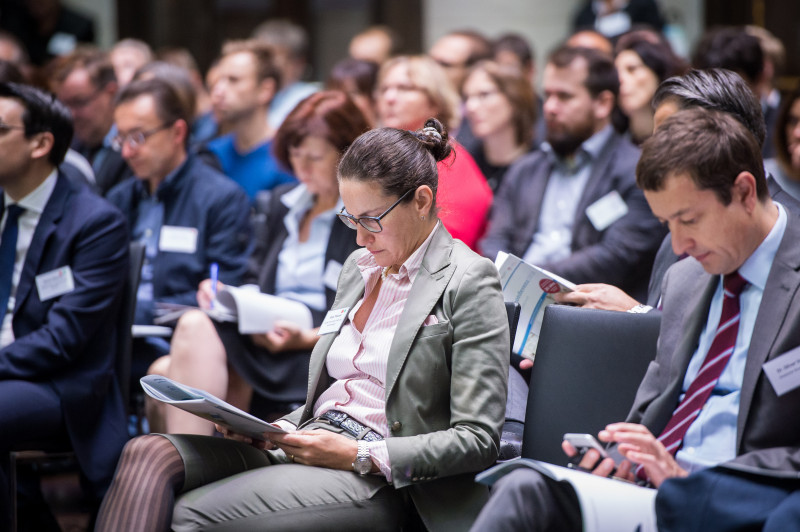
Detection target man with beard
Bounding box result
[480,45,664,301]
[206,40,295,201]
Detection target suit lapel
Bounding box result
[737,209,800,447]
[14,174,69,312]
[384,227,455,401]
[300,251,366,421]
[518,155,552,256]
[573,133,619,229]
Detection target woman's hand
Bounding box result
[214,424,276,450]
[250,321,319,353]
[197,279,224,310]
[269,430,360,470]
[599,423,688,487]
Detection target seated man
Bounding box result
[479,46,665,302]
[106,78,252,380]
[473,108,800,531]
[560,68,800,315]
[0,82,129,519]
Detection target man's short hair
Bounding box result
[637,108,767,205]
[114,78,190,136]
[692,26,764,86]
[252,19,308,61]
[446,30,493,68]
[51,48,116,89]
[652,68,766,147]
[221,39,281,86]
[547,45,619,98]
[0,82,73,166]
[492,33,534,69]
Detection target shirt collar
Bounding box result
[738,202,787,291]
[356,221,441,284]
[4,169,58,215]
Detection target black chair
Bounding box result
[8,242,145,530]
[498,302,525,461]
[521,305,661,466]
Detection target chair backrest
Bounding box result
[521,305,661,466]
[117,241,145,408]
[505,301,521,350]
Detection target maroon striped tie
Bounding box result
[659,272,748,455]
[637,272,747,482]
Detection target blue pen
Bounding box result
[209,262,219,309]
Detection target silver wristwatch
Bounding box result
[352,440,372,475]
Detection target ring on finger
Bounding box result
[289,454,295,462]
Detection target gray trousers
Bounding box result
[164,423,411,531]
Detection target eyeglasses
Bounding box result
[111,123,174,151]
[0,122,25,134]
[60,87,104,110]
[337,188,415,233]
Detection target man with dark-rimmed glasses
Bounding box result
[106,77,252,386]
[52,48,133,194]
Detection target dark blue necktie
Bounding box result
[0,204,25,322]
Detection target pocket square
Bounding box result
[423,314,439,326]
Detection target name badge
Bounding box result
[586,190,629,232]
[36,266,75,301]
[318,307,350,335]
[159,226,198,253]
[763,346,800,396]
[323,260,343,291]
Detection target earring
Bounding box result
[421,215,425,221]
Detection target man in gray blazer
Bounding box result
[472,107,800,531]
[480,45,665,302]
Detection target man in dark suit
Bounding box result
[472,107,800,531]
[53,48,133,194]
[106,77,252,381]
[0,82,129,521]
[480,45,665,302]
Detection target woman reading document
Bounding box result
[96,118,509,531]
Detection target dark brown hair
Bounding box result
[338,117,452,209]
[51,48,116,90]
[637,108,767,205]
[272,90,370,171]
[548,45,619,98]
[220,39,280,85]
[114,78,190,132]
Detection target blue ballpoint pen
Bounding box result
[209,262,219,309]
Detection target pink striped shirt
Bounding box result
[310,223,440,481]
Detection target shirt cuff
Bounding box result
[367,440,392,482]
[272,420,296,433]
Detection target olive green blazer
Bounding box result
[284,226,509,531]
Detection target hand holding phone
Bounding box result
[563,432,608,459]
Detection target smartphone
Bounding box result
[563,433,608,458]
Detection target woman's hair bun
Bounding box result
[413,118,452,163]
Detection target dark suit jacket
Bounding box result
[245,182,360,321]
[0,173,129,496]
[107,154,252,311]
[627,206,800,475]
[480,131,666,301]
[72,139,134,196]
[284,226,510,531]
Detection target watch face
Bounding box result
[354,457,372,475]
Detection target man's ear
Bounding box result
[592,89,615,122]
[29,131,55,161]
[732,171,759,212]
[257,77,277,107]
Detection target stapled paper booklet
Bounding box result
[140,375,286,440]
[495,252,576,360]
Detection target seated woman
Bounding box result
[765,88,800,201]
[614,29,686,144]
[375,55,493,251]
[462,60,537,193]
[96,118,509,531]
[146,91,368,435]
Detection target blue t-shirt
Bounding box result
[207,134,295,200]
